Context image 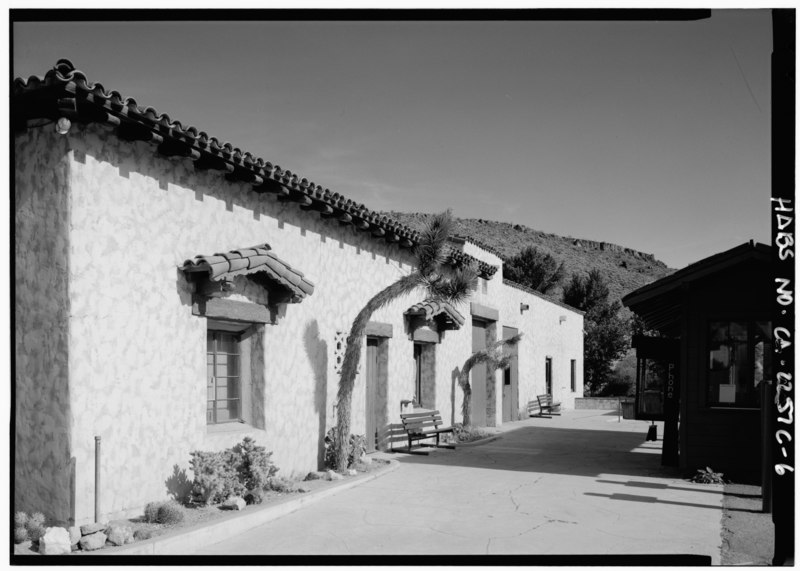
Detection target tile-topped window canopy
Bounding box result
[405,299,465,343]
[182,243,314,324]
[365,321,393,338]
[470,302,499,322]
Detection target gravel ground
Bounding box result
[720,483,774,565]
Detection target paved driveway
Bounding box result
[197,410,722,560]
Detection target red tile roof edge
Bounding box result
[14,59,497,280]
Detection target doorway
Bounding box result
[545,357,553,397]
[502,326,519,422]
[471,319,488,426]
[365,337,388,452]
[413,342,436,409]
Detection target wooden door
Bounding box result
[502,326,519,422]
[471,320,487,426]
[365,338,380,453]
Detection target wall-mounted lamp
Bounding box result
[520,303,530,314]
[559,315,567,324]
[55,117,72,135]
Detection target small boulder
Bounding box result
[106,524,134,546]
[222,496,246,511]
[304,471,325,481]
[80,522,107,536]
[68,526,81,546]
[79,531,107,551]
[296,485,311,493]
[326,470,344,481]
[347,469,358,476]
[39,527,71,555]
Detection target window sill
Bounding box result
[206,421,254,434]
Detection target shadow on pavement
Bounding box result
[390,425,679,479]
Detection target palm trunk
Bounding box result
[335,273,421,472]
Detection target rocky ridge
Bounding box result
[384,211,675,305]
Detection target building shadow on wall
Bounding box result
[165,464,193,504]
[304,320,328,470]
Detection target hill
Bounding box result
[384,212,675,306]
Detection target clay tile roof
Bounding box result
[405,299,466,329]
[14,60,498,279]
[182,243,314,301]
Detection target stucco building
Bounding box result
[14,60,584,525]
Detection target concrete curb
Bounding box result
[455,435,501,448]
[88,460,400,556]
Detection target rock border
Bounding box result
[82,459,399,556]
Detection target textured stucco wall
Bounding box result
[20,121,583,523]
[15,126,74,523]
[64,123,427,522]
[441,242,584,424]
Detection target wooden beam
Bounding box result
[192,298,271,324]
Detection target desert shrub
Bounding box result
[190,438,280,505]
[14,512,28,527]
[267,476,294,493]
[156,501,185,525]
[324,428,366,470]
[692,467,726,484]
[244,490,267,505]
[25,513,46,542]
[233,437,279,494]
[189,449,245,505]
[143,501,161,523]
[134,529,154,541]
[14,526,29,544]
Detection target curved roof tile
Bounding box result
[405,299,465,329]
[14,59,497,279]
[182,243,314,301]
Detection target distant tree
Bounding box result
[503,246,566,295]
[563,269,630,395]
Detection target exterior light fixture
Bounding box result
[520,303,530,314]
[55,117,71,135]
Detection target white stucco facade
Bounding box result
[15,120,583,525]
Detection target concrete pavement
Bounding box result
[196,410,723,560]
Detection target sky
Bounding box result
[12,10,774,269]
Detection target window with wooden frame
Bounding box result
[707,319,772,408]
[207,330,243,424]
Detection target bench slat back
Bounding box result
[537,394,553,406]
[401,410,443,432]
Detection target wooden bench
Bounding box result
[532,394,561,417]
[400,410,454,451]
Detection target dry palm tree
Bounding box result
[457,333,523,427]
[334,210,477,472]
